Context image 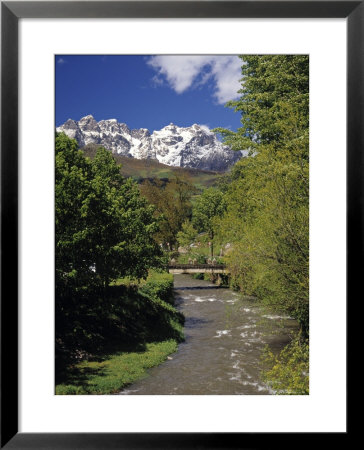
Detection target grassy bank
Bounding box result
[56,340,178,395]
[56,271,184,395]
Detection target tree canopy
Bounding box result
[56,133,163,289]
[177,220,198,250]
[214,55,309,335]
[55,133,165,355]
[215,55,309,157]
[140,174,196,249]
[192,188,226,257]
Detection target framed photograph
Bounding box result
[1,1,356,447]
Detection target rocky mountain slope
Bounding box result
[56,115,245,171]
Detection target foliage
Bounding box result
[56,133,168,362]
[177,250,206,264]
[56,133,163,288]
[140,174,197,248]
[213,55,309,335]
[55,132,94,289]
[139,270,175,305]
[261,337,309,395]
[177,220,198,249]
[192,273,204,280]
[192,188,227,257]
[214,55,309,155]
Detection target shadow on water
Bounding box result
[184,317,211,328]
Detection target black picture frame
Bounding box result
[1,1,357,448]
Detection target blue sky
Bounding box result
[55,55,243,132]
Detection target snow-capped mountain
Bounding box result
[56,115,245,171]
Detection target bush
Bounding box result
[139,270,174,305]
[261,336,309,395]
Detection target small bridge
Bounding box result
[168,264,229,274]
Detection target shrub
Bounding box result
[139,270,174,305]
[261,336,309,395]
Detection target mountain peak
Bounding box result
[163,122,177,130]
[101,118,117,123]
[80,114,95,120]
[56,116,245,171]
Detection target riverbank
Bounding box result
[56,271,184,395]
[56,340,178,395]
[119,274,299,395]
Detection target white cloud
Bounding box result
[57,57,66,64]
[210,56,243,104]
[147,55,242,104]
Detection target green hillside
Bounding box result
[82,144,220,190]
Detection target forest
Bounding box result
[55,55,309,395]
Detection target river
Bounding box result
[120,274,298,395]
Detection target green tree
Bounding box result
[140,174,196,249]
[56,135,162,288]
[215,55,309,157]
[177,220,198,250]
[55,132,94,289]
[214,55,309,335]
[55,133,164,353]
[192,188,226,258]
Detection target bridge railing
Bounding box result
[168,264,226,270]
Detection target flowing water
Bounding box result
[120,274,298,395]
